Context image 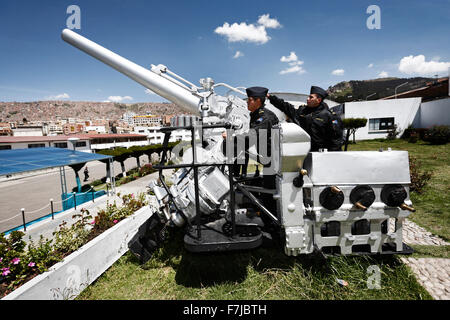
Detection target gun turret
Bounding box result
[61,29,201,115]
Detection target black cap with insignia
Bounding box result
[310,86,328,99]
[246,86,269,98]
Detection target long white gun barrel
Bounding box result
[61,29,200,115]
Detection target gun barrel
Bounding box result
[61,29,200,115]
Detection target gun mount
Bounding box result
[62,29,414,263]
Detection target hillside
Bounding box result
[327,77,435,103]
[0,101,189,123]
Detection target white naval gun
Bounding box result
[61,29,415,263]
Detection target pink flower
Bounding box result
[11,258,20,265]
[0,257,3,263]
[2,268,10,276]
[113,220,118,224]
[28,262,36,267]
[90,220,95,225]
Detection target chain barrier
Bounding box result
[0,212,22,224]
[0,186,108,232]
[25,202,51,214]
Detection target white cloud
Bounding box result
[398,54,450,75]
[280,52,298,63]
[215,22,270,44]
[214,14,281,44]
[106,95,133,103]
[331,69,345,76]
[368,63,374,68]
[233,51,244,59]
[280,65,306,75]
[257,14,282,29]
[279,51,305,75]
[46,93,70,100]
[378,71,389,77]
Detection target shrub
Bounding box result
[408,132,418,143]
[139,163,155,177]
[52,209,93,255]
[386,124,400,140]
[0,231,59,291]
[423,125,450,145]
[91,179,103,187]
[1,193,145,297]
[409,156,433,194]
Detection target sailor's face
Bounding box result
[247,96,261,112]
[306,94,322,107]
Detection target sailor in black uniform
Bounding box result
[267,86,343,151]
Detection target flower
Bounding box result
[90,220,95,225]
[2,268,10,276]
[0,257,3,263]
[28,262,36,267]
[11,258,20,265]
[113,220,118,224]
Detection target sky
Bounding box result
[0,0,449,103]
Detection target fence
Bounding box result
[0,187,106,235]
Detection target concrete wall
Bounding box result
[344,98,422,140]
[414,97,450,128]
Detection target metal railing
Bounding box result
[0,186,109,234]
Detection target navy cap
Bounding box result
[310,86,328,99]
[246,86,268,98]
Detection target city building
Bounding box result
[0,133,148,152]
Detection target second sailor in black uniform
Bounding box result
[267,86,343,152]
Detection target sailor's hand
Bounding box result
[222,131,227,139]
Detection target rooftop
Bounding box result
[0,147,112,176]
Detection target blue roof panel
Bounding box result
[0,147,112,176]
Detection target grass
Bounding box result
[409,245,450,259]
[77,229,431,300]
[348,139,450,241]
[76,138,447,300]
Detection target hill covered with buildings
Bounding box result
[0,101,188,123]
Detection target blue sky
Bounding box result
[0,0,449,102]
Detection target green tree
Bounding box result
[342,118,368,151]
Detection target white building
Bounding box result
[341,98,422,140]
[132,115,163,127]
[85,125,107,134]
[122,111,136,126]
[267,79,449,141]
[12,126,44,137]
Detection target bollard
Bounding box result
[21,208,26,232]
[74,193,77,210]
[50,198,54,220]
[92,188,95,203]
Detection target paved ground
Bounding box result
[395,218,450,300]
[0,155,156,233]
